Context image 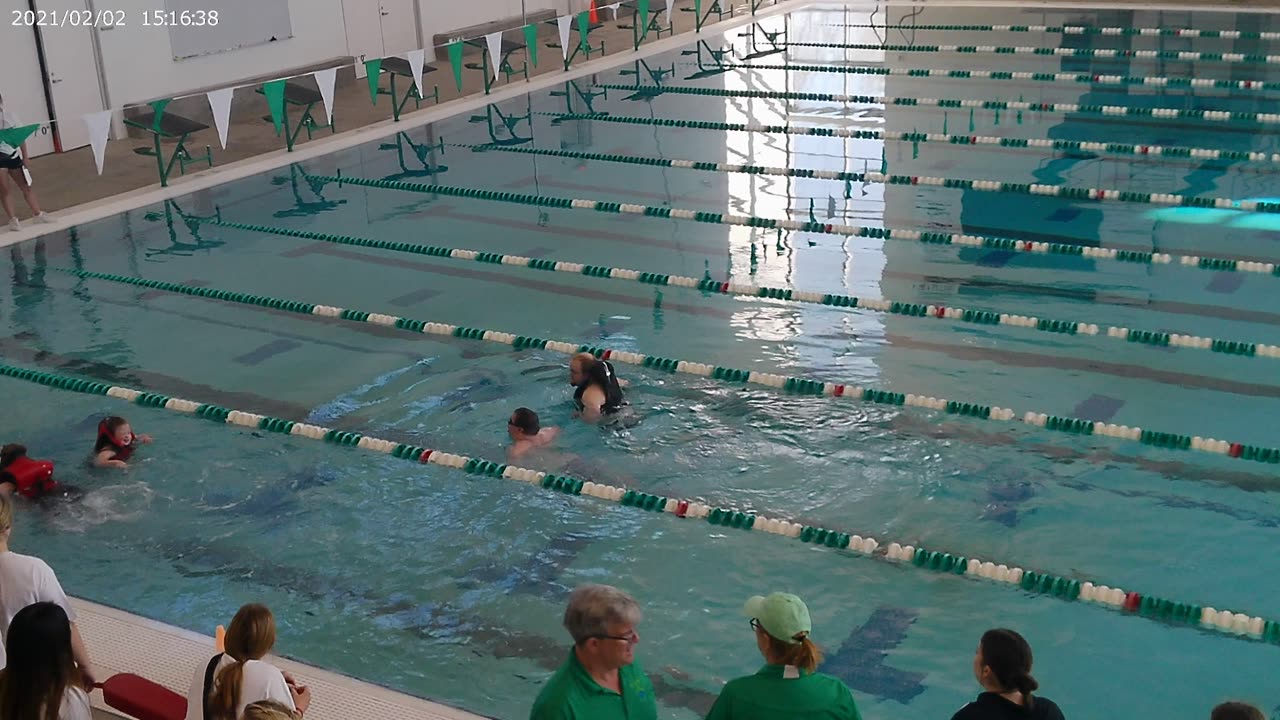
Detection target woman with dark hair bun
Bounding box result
[951,629,1064,720]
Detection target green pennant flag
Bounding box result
[638,0,650,31]
[523,24,539,67]
[942,111,948,135]
[578,11,590,54]
[696,0,703,18]
[262,80,287,135]
[365,58,383,104]
[448,41,465,92]
[0,124,39,150]
[148,99,171,131]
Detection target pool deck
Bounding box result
[75,597,488,720]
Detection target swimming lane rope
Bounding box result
[554,95,1280,166]
[594,82,1280,128]
[492,120,1280,215]
[706,61,1280,94]
[826,23,1280,41]
[313,172,1280,276]
[785,42,1280,67]
[58,267,1280,468]
[215,216,1280,361]
[0,355,1277,645]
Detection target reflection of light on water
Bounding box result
[1146,198,1280,231]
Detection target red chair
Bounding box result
[100,674,187,720]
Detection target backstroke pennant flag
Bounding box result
[0,123,39,152]
[262,79,287,135]
[364,58,383,104]
[577,11,591,53]
[556,15,573,61]
[448,41,465,91]
[406,49,427,99]
[606,2,621,19]
[523,24,539,67]
[82,111,112,175]
[205,87,234,149]
[485,30,503,81]
[313,67,337,125]
[664,0,673,27]
[638,0,650,31]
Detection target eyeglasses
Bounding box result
[587,630,639,644]
[749,618,761,631]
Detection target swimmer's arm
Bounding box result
[0,483,11,498]
[93,451,126,469]
[507,442,531,462]
[579,403,603,423]
[137,433,153,444]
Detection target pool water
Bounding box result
[3,3,1280,718]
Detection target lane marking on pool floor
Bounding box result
[543,101,1280,167]
[704,61,1280,94]
[1,359,1278,647]
[312,172,1280,278]
[785,41,1280,67]
[57,267,1280,468]
[215,218,1280,363]
[825,22,1280,41]
[596,82,1280,128]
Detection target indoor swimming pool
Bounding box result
[2,3,1278,718]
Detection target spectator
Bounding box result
[530,584,656,720]
[0,602,91,720]
[1211,702,1265,720]
[0,92,51,232]
[185,603,311,720]
[706,593,860,720]
[244,700,300,720]
[951,629,1064,720]
[0,493,94,681]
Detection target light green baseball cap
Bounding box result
[743,593,811,644]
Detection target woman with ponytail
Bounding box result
[0,602,91,720]
[706,593,861,719]
[184,604,312,720]
[951,629,1064,719]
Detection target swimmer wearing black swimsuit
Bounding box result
[569,353,626,421]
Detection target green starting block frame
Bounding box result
[125,113,213,188]
[688,0,733,32]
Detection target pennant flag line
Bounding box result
[313,67,337,125]
[262,79,287,135]
[406,49,426,100]
[485,31,503,81]
[556,15,573,61]
[83,111,112,175]
[205,87,234,149]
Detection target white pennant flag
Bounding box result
[556,15,573,61]
[485,31,503,81]
[83,110,112,175]
[607,2,620,19]
[664,0,673,27]
[406,49,426,100]
[205,87,234,149]
[313,67,337,126]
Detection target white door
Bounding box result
[35,0,105,151]
[344,0,384,79]
[0,0,55,156]
[379,0,418,56]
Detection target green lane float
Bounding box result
[825,22,1280,41]
[58,268,1280,468]
[0,359,1276,646]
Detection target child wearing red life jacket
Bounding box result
[93,416,152,469]
[0,444,59,499]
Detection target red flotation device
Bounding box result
[4,454,57,499]
[100,674,186,720]
[96,420,136,463]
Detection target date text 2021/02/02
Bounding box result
[11,9,219,28]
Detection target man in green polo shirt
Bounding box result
[530,584,657,720]
[706,592,861,720]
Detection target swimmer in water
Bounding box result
[568,353,627,423]
[507,408,560,462]
[0,444,81,503]
[92,416,152,469]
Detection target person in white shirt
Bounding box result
[0,493,94,682]
[185,603,312,720]
[0,601,92,720]
[0,92,51,232]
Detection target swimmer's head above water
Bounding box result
[508,407,542,441]
[568,353,626,422]
[93,416,152,468]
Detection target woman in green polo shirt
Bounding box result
[706,593,861,720]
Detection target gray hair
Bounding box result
[563,584,642,644]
